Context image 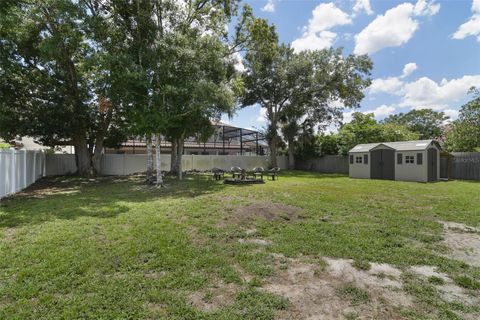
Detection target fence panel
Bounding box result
[45,154,76,176]
[46,154,288,176]
[295,155,349,174]
[450,152,480,180]
[0,149,46,199]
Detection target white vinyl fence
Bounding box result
[45,154,288,176]
[0,149,46,199]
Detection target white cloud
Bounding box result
[452,0,480,42]
[401,75,480,109]
[364,105,396,118]
[353,0,373,16]
[401,62,418,78]
[413,0,440,16]
[292,3,352,52]
[368,62,417,94]
[474,0,480,12]
[256,108,267,123]
[369,77,405,95]
[232,52,245,72]
[261,0,275,13]
[308,3,352,33]
[443,109,459,120]
[354,1,440,55]
[342,111,355,123]
[220,114,232,125]
[291,31,337,52]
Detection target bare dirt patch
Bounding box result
[188,280,239,312]
[440,221,480,267]
[263,255,411,320]
[144,270,166,280]
[238,238,272,246]
[217,201,304,228]
[1,228,16,242]
[409,265,480,306]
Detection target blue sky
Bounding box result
[223,0,480,132]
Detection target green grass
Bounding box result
[0,172,479,319]
[338,284,371,305]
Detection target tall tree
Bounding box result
[382,109,448,139]
[241,22,372,167]
[0,0,131,176]
[155,2,249,180]
[445,91,480,152]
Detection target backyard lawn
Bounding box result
[1,172,479,320]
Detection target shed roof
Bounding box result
[349,140,440,153]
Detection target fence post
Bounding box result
[23,149,27,189]
[10,148,15,194]
[42,151,46,177]
[32,151,37,182]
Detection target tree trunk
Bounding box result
[176,137,184,180]
[92,108,113,175]
[74,135,91,177]
[269,135,278,168]
[154,134,164,187]
[146,135,154,184]
[92,143,103,175]
[287,137,295,170]
[170,139,178,175]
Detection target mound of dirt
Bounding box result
[218,201,304,228]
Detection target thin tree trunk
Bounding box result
[170,139,178,175]
[287,137,295,170]
[146,135,154,184]
[154,134,164,187]
[176,137,184,180]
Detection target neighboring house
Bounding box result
[106,122,268,156]
[349,140,441,182]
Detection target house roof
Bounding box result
[349,140,440,153]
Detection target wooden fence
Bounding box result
[450,152,480,181]
[295,155,349,174]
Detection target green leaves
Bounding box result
[336,113,419,155]
[445,95,480,152]
[382,109,449,140]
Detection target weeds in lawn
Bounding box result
[338,284,371,305]
[352,259,371,271]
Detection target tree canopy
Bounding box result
[382,109,448,139]
[445,92,480,152]
[337,113,419,155]
[241,21,372,167]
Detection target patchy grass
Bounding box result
[352,259,371,271]
[0,172,479,319]
[338,284,371,305]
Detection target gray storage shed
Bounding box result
[349,140,441,182]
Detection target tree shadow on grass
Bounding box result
[0,175,229,229]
